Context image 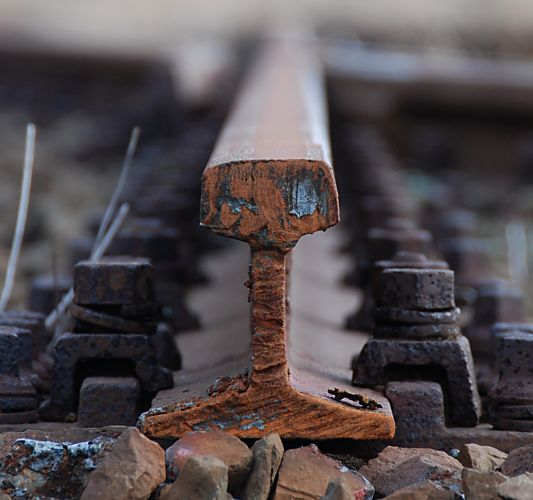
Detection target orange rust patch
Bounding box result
[200,159,339,250]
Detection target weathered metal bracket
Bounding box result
[139,37,394,440]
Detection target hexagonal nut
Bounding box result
[74,257,155,306]
[379,268,455,311]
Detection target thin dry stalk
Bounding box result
[0,123,36,312]
[45,203,130,330]
[94,126,140,249]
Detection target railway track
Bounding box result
[0,30,531,499]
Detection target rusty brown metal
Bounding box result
[139,36,394,440]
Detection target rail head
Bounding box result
[200,39,339,251]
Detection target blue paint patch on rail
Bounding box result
[240,419,266,431]
[289,177,319,217]
[225,197,259,214]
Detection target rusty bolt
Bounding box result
[74,257,155,307]
[379,268,455,311]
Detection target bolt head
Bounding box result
[379,268,455,311]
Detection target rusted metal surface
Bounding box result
[139,37,394,440]
[70,257,158,335]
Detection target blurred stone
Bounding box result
[359,446,462,497]
[321,477,359,500]
[165,429,252,495]
[81,427,165,500]
[497,473,533,499]
[242,434,283,500]
[501,445,533,477]
[273,444,373,500]
[459,443,507,472]
[382,481,455,499]
[462,468,506,500]
[159,456,228,500]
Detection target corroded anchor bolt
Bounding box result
[353,260,481,427]
[371,252,449,302]
[373,267,459,339]
[71,256,180,370]
[74,257,155,308]
[40,256,173,424]
[139,38,394,440]
[72,257,157,335]
[0,326,38,423]
[488,323,533,432]
[379,268,455,311]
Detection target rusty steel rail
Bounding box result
[139,36,394,440]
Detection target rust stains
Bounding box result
[200,159,339,251]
